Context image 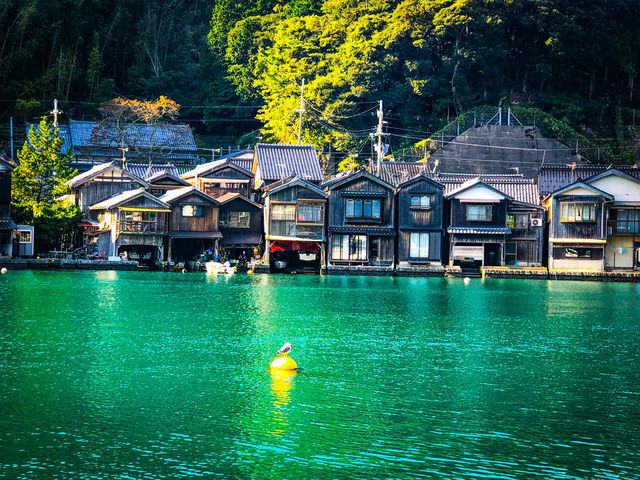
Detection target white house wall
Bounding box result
[454,184,505,201]
[589,176,640,203]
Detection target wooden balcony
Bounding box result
[117,220,168,234]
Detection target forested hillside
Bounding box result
[1,0,639,163]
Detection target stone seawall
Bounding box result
[0,259,139,271]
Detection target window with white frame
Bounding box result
[409,232,429,258]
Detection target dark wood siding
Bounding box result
[0,172,10,219]
[550,195,606,240]
[396,177,444,263]
[328,178,394,229]
[326,174,395,265]
[77,180,143,215]
[168,193,219,232]
[398,231,442,262]
[450,199,508,227]
[219,198,263,243]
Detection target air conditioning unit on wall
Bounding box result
[530,218,543,227]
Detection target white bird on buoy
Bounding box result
[463,277,470,285]
[0,268,6,274]
[276,342,292,355]
[270,342,297,370]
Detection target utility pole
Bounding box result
[51,99,62,128]
[9,117,14,163]
[374,100,384,176]
[295,78,305,145]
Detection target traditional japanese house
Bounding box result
[30,120,198,171]
[547,168,640,270]
[444,177,544,270]
[0,156,17,257]
[395,173,445,274]
[252,144,323,199]
[324,169,396,275]
[145,170,191,197]
[181,159,253,198]
[159,186,221,263]
[64,162,149,248]
[65,162,149,216]
[216,193,263,263]
[88,188,170,264]
[378,161,430,187]
[262,176,327,273]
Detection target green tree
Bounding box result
[12,118,79,253]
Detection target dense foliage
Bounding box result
[12,119,79,252]
[1,0,639,163]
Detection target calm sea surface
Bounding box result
[1,271,639,479]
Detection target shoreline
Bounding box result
[1,258,639,283]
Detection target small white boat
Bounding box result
[205,261,236,276]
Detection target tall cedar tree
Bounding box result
[12,118,79,252]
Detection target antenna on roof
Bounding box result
[51,99,62,128]
[119,147,129,169]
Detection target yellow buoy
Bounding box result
[0,267,7,274]
[270,342,297,371]
[270,355,297,371]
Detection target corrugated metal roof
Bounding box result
[448,226,512,234]
[539,165,640,196]
[254,143,322,184]
[379,161,430,186]
[90,188,170,210]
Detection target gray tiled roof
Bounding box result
[429,173,540,205]
[448,226,512,234]
[539,165,640,196]
[69,120,196,151]
[124,163,180,179]
[30,120,198,163]
[378,161,430,186]
[254,144,322,184]
[216,149,254,172]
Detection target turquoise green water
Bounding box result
[1,271,639,479]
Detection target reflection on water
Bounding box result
[0,271,639,479]
[269,369,296,437]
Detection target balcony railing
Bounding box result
[117,220,168,234]
[607,219,640,235]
